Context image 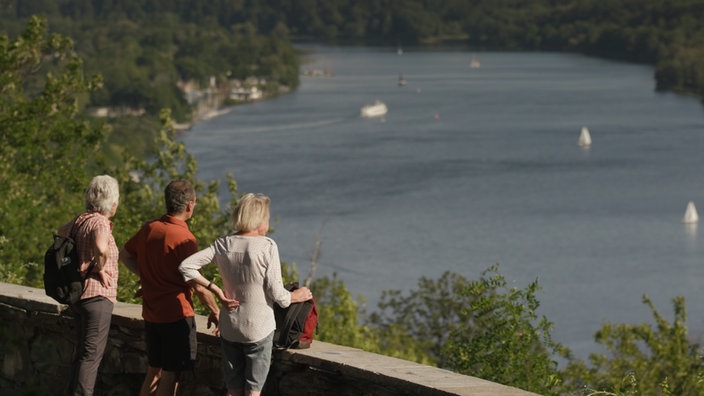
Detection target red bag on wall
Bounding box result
[274,283,318,349]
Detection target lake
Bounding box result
[181,45,704,360]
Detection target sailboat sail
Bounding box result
[578,126,592,147]
[683,201,699,223]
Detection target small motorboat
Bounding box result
[469,55,480,69]
[360,101,388,118]
[398,72,407,87]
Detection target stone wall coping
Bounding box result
[287,342,539,396]
[0,282,538,396]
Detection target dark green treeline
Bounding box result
[3,0,703,105]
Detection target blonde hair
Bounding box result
[84,175,119,215]
[232,193,270,233]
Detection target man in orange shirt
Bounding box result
[120,180,227,396]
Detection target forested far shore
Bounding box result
[2,0,704,128]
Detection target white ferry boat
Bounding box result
[360,100,388,118]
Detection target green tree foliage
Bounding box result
[563,295,704,396]
[0,16,104,284]
[367,271,472,365]
[310,273,382,352]
[8,0,704,103]
[368,264,568,394]
[440,265,567,395]
[0,17,240,306]
[1,2,301,123]
[6,0,704,116]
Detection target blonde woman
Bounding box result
[179,193,312,396]
[58,175,120,395]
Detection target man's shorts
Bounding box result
[144,316,197,372]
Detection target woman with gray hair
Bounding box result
[58,174,120,396]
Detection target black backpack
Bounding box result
[43,217,93,305]
[274,283,318,349]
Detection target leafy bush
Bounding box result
[563,295,704,396]
[440,264,568,395]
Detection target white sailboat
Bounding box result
[683,201,699,223]
[578,126,592,147]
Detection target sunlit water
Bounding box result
[181,45,704,360]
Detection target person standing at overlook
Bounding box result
[179,192,312,396]
[58,175,120,396]
[120,180,229,396]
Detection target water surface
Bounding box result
[182,46,704,359]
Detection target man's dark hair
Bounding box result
[165,180,195,214]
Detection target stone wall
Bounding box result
[0,283,538,396]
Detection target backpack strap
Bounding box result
[69,214,97,280]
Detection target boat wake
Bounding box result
[233,117,349,134]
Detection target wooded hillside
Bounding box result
[3,0,703,116]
